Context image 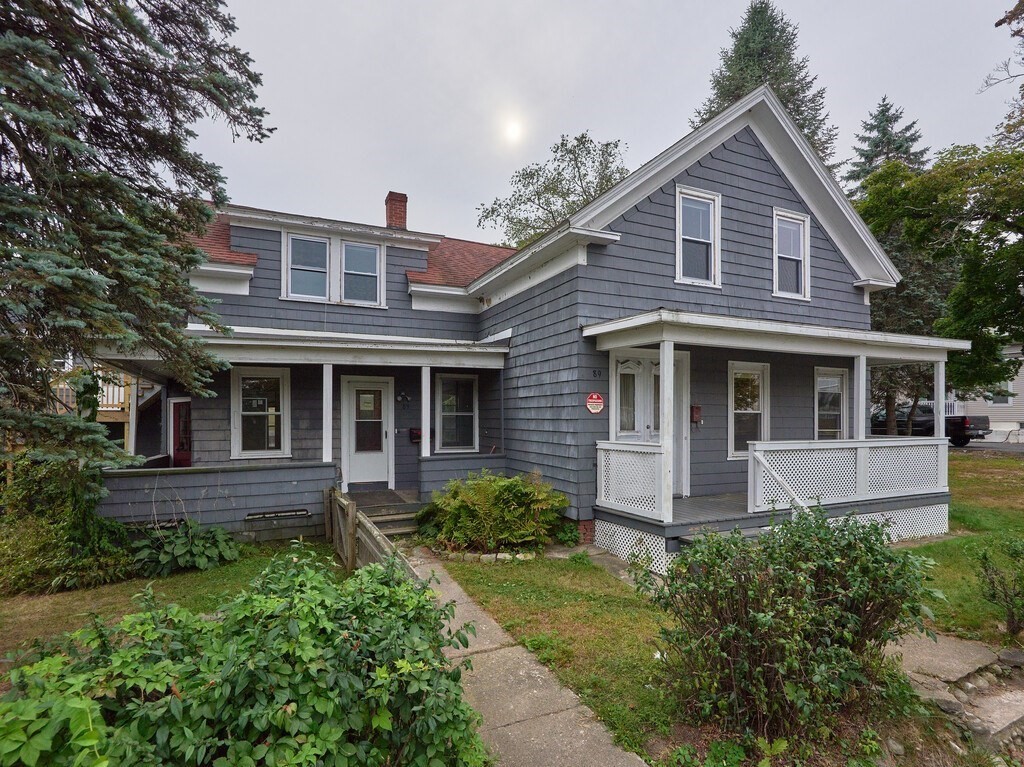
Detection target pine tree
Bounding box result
[844,97,929,193]
[692,0,838,164]
[1,1,271,466]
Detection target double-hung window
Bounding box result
[231,367,291,458]
[991,381,1014,406]
[676,186,721,287]
[436,374,478,451]
[728,362,769,459]
[287,235,329,299]
[343,242,381,304]
[773,209,810,299]
[814,367,847,440]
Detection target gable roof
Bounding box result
[407,237,516,288]
[190,214,258,267]
[467,86,900,297]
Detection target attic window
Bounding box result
[675,186,721,288]
[773,209,811,300]
[287,235,329,299]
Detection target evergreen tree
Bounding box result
[844,97,929,193]
[1,1,271,466]
[692,0,838,164]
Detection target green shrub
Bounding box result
[636,508,935,741]
[133,519,239,576]
[420,470,568,553]
[0,456,135,595]
[1,544,486,767]
[973,537,1024,635]
[554,519,581,548]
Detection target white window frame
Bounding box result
[342,241,385,307]
[814,366,848,440]
[728,361,770,460]
[675,185,722,288]
[285,234,330,301]
[434,373,479,453]
[230,366,292,459]
[772,208,811,301]
[990,380,1014,407]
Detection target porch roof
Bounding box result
[581,309,971,363]
[100,324,508,377]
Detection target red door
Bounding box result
[172,401,192,467]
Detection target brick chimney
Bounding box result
[385,191,408,230]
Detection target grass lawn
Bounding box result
[910,451,1024,643]
[0,540,333,660]
[445,556,671,755]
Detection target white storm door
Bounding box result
[343,378,393,485]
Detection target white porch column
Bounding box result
[659,339,675,524]
[853,355,867,441]
[934,360,946,439]
[321,363,333,463]
[420,366,431,458]
[126,377,139,455]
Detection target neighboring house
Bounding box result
[97,87,969,568]
[962,346,1024,432]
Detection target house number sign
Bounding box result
[586,392,605,414]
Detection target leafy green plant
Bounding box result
[419,470,568,553]
[554,519,581,547]
[567,551,591,567]
[132,519,239,577]
[0,456,135,595]
[1,544,486,766]
[973,537,1024,635]
[666,740,746,767]
[522,631,572,667]
[636,508,935,741]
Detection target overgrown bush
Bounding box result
[418,470,568,553]
[973,537,1024,635]
[133,519,239,576]
[0,544,487,766]
[636,509,935,741]
[0,456,135,595]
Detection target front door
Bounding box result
[343,378,392,486]
[171,400,192,467]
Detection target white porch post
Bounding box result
[934,360,946,439]
[126,377,139,455]
[321,363,333,463]
[853,355,867,441]
[659,339,674,524]
[420,366,431,458]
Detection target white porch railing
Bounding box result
[747,438,948,513]
[920,400,965,416]
[596,441,663,521]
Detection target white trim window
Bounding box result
[435,374,478,452]
[814,367,848,440]
[286,234,329,300]
[772,208,811,300]
[728,362,769,459]
[231,367,291,458]
[675,186,721,287]
[990,380,1014,406]
[343,241,383,305]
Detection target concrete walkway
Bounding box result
[407,548,646,767]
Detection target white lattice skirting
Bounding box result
[594,520,672,575]
[842,503,948,541]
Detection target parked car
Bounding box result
[870,405,991,447]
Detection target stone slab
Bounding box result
[481,705,647,767]
[444,598,516,660]
[462,645,580,730]
[971,688,1024,736]
[889,633,997,684]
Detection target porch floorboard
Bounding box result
[671,493,752,525]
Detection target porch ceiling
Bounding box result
[582,309,971,363]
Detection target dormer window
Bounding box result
[675,186,721,287]
[773,209,810,300]
[343,242,382,305]
[286,235,329,299]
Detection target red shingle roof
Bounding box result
[190,214,258,267]
[407,237,516,288]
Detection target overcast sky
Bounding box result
[193,0,1017,242]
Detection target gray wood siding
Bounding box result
[479,268,588,518]
[200,226,478,339]
[579,128,870,330]
[97,462,336,538]
[419,454,508,499]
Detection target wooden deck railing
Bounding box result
[595,441,664,521]
[324,487,416,578]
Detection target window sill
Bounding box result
[434,447,480,454]
[674,278,722,289]
[727,453,749,461]
[230,452,292,460]
[771,291,811,302]
[277,295,388,310]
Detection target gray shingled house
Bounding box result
[98,88,968,568]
